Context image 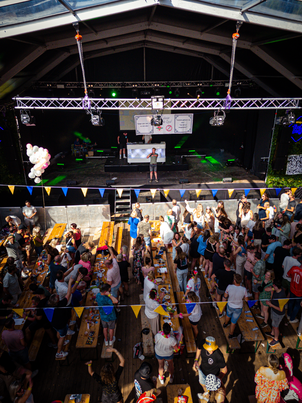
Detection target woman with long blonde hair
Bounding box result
[184,200,205,229]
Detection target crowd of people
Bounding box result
[0,190,301,402]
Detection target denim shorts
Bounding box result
[226,305,243,324]
[150,164,157,172]
[252,281,260,294]
[54,324,68,337]
[67,246,77,253]
[155,353,174,360]
[144,236,151,247]
[244,269,253,281]
[111,281,121,298]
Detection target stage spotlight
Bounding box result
[88,89,95,98]
[111,90,117,97]
[276,110,295,126]
[90,110,105,126]
[20,110,32,125]
[209,109,226,126]
[196,89,202,99]
[151,114,163,127]
[151,96,164,110]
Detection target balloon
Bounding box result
[26,143,32,149]
[39,147,44,153]
[33,146,39,153]
[28,172,35,179]
[29,155,36,164]
[41,169,45,174]
[35,170,42,176]
[27,149,33,157]
[34,177,41,184]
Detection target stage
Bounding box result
[104,155,188,172]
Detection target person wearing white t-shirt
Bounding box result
[143,271,158,302]
[280,190,291,212]
[142,134,152,144]
[282,247,302,294]
[144,289,165,335]
[55,270,72,305]
[60,246,72,268]
[172,199,181,229]
[175,291,202,339]
[184,271,201,301]
[223,274,248,339]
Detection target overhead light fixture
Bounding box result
[20,110,36,126]
[276,110,295,126]
[151,114,163,127]
[196,89,202,99]
[151,96,164,110]
[234,87,241,97]
[209,109,226,126]
[90,109,105,126]
[88,89,95,98]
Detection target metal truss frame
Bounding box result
[14,97,302,110]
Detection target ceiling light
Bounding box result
[276,110,295,126]
[20,110,31,125]
[151,96,164,110]
[196,89,202,99]
[209,109,226,126]
[90,110,105,126]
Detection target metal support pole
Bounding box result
[143,47,146,82]
[265,109,278,183]
[14,113,28,185]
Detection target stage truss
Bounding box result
[14,97,302,110]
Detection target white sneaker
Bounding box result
[119,155,121,160]
[109,336,116,346]
[67,329,75,336]
[289,318,299,324]
[169,375,174,384]
[158,375,165,385]
[247,292,253,298]
[63,339,70,346]
[56,351,68,359]
[105,340,109,346]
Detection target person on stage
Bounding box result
[147,147,158,183]
[142,135,152,144]
[117,132,128,159]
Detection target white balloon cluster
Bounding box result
[26,144,51,184]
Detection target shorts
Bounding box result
[9,347,29,366]
[111,281,121,298]
[282,278,291,293]
[198,368,207,385]
[217,288,225,296]
[67,246,77,253]
[271,310,285,328]
[101,319,116,329]
[144,236,151,246]
[155,353,174,360]
[244,269,253,281]
[189,319,199,326]
[150,164,157,172]
[226,305,242,324]
[252,281,260,294]
[53,324,68,337]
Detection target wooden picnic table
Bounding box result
[159,284,180,332]
[166,384,193,403]
[98,221,114,248]
[47,223,67,242]
[64,394,90,403]
[23,260,49,291]
[176,291,196,354]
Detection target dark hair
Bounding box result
[163,323,171,335]
[234,274,242,284]
[203,230,211,242]
[29,284,38,292]
[100,363,115,385]
[79,267,88,276]
[145,256,151,265]
[293,247,302,257]
[101,283,111,293]
[237,236,245,246]
[255,252,261,260]
[48,294,59,307]
[8,265,17,274]
[56,270,64,281]
[70,223,77,228]
[273,279,282,289]
[224,259,231,268]
[149,289,157,299]
[266,227,272,233]
[2,294,13,302]
[134,237,142,249]
[7,257,15,266]
[5,318,14,329]
[283,240,291,246]
[32,296,40,305]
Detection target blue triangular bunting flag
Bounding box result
[27,186,33,195]
[134,189,140,198]
[45,308,54,322]
[185,303,196,314]
[62,187,68,196]
[212,189,218,198]
[275,188,282,196]
[247,300,256,308]
[244,189,250,197]
[179,189,186,198]
[102,306,114,315]
[98,188,105,197]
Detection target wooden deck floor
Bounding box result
[14,224,302,403]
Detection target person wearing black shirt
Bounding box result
[74,241,94,264]
[261,228,272,253]
[49,255,67,291]
[210,248,226,294]
[0,294,13,325]
[134,362,160,400]
[193,336,227,393]
[86,348,125,403]
[294,201,302,221]
[212,259,235,317]
[273,240,291,280]
[265,279,287,347]
[257,192,269,221]
[117,254,130,298]
[285,194,296,220]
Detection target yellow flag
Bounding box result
[260,189,266,197]
[291,188,297,195]
[163,189,170,198]
[216,302,227,314]
[117,189,123,198]
[154,305,168,316]
[278,299,289,312]
[196,189,202,199]
[131,305,141,318]
[81,188,88,197]
[13,308,24,317]
[150,189,157,198]
[228,189,234,199]
[8,185,15,195]
[45,187,51,196]
[74,307,84,318]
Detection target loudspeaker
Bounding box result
[223,178,233,183]
[179,179,189,184]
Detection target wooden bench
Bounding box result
[287,314,302,350]
[176,291,196,355]
[42,227,54,245]
[113,226,123,253]
[167,252,180,292]
[55,309,78,363]
[167,384,193,403]
[29,328,45,362]
[236,302,265,352]
[101,327,116,360]
[139,294,154,357]
[47,223,67,242]
[202,272,241,351]
[98,221,114,248]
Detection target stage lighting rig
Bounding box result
[276,110,295,126]
[20,110,31,125]
[151,113,163,127]
[151,96,164,110]
[90,109,105,126]
[209,109,226,126]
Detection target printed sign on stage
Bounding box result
[134,114,193,135]
[119,104,171,131]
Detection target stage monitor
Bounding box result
[134,114,193,135]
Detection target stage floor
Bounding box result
[42,149,266,189]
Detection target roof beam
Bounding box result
[252,33,302,46]
[240,0,266,14]
[250,45,302,90]
[219,53,279,96]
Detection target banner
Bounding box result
[131,305,141,318]
[278,299,289,312]
[275,188,281,196]
[102,306,114,315]
[154,305,168,316]
[134,189,140,198]
[212,189,218,198]
[134,114,193,135]
[62,187,68,196]
[117,189,123,198]
[244,189,250,197]
[45,187,51,196]
[196,189,201,198]
[164,189,170,198]
[81,188,88,197]
[27,186,33,195]
[98,188,105,198]
[13,309,24,317]
[44,308,54,322]
[8,185,15,195]
[291,188,297,195]
[260,189,266,197]
[185,303,196,314]
[247,300,256,309]
[228,189,234,198]
[150,189,157,198]
[216,302,227,314]
[179,190,186,198]
[74,307,84,318]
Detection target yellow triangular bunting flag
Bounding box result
[8,185,15,195]
[131,305,141,318]
[196,189,202,198]
[291,188,297,195]
[228,189,234,199]
[45,187,51,196]
[81,188,88,197]
[13,309,24,317]
[154,305,168,316]
[117,189,123,198]
[74,307,84,318]
[150,189,157,199]
[216,302,227,314]
[163,189,170,198]
[278,299,289,312]
[260,189,266,197]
